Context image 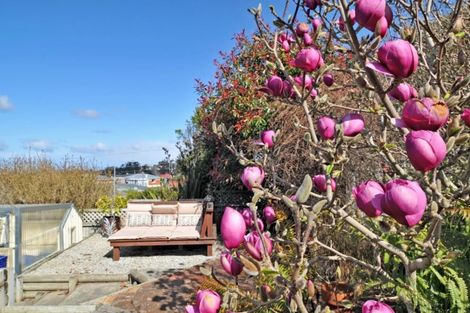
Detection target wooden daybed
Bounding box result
[108,199,216,261]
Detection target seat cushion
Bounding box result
[127,212,151,226]
[127,202,152,212]
[109,226,177,240]
[108,226,150,240]
[177,214,202,226]
[170,226,200,239]
[151,203,178,214]
[152,214,177,226]
[178,202,203,214]
[143,226,176,239]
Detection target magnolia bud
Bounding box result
[458,50,466,66]
[452,17,464,33]
[260,285,271,301]
[307,280,316,298]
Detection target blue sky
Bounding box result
[0,0,281,167]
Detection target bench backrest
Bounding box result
[125,200,205,228]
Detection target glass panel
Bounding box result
[19,205,68,271]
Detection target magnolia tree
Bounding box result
[186,0,469,312]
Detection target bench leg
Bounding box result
[113,247,121,261]
[206,244,213,257]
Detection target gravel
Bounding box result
[27,234,221,277]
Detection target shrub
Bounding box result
[125,186,179,201]
[95,195,127,215]
[0,156,111,211]
[185,1,470,312]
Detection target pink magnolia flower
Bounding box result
[263,206,276,224]
[362,300,395,313]
[221,207,246,249]
[305,0,321,10]
[293,48,324,72]
[323,73,334,86]
[312,18,322,31]
[317,116,336,140]
[186,290,221,313]
[294,75,313,90]
[462,108,470,127]
[338,10,356,31]
[368,40,419,78]
[282,80,295,98]
[303,33,313,46]
[241,208,254,228]
[341,113,365,136]
[402,98,449,131]
[260,130,276,148]
[405,130,447,172]
[388,83,417,102]
[244,231,273,261]
[310,88,318,98]
[296,22,310,36]
[262,75,284,97]
[220,251,243,276]
[356,0,393,36]
[278,32,294,52]
[241,166,265,190]
[313,175,336,192]
[353,181,384,217]
[241,208,264,231]
[383,179,427,227]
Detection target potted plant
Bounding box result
[96,195,127,236]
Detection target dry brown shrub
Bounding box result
[0,155,111,211]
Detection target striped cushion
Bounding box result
[126,212,151,226]
[151,214,177,226]
[178,214,202,226]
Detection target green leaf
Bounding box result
[383,252,390,264]
[282,195,296,208]
[312,200,327,214]
[326,164,334,175]
[295,174,312,203]
[261,268,279,276]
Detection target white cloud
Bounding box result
[71,142,109,154]
[0,96,14,111]
[74,109,100,119]
[24,140,53,152]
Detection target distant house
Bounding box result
[148,173,178,188]
[116,183,146,194]
[124,173,159,187]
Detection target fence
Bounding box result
[79,209,125,237]
[210,190,252,225]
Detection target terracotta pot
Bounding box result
[319,281,353,307]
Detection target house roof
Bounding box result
[125,173,158,180]
[116,183,146,193]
